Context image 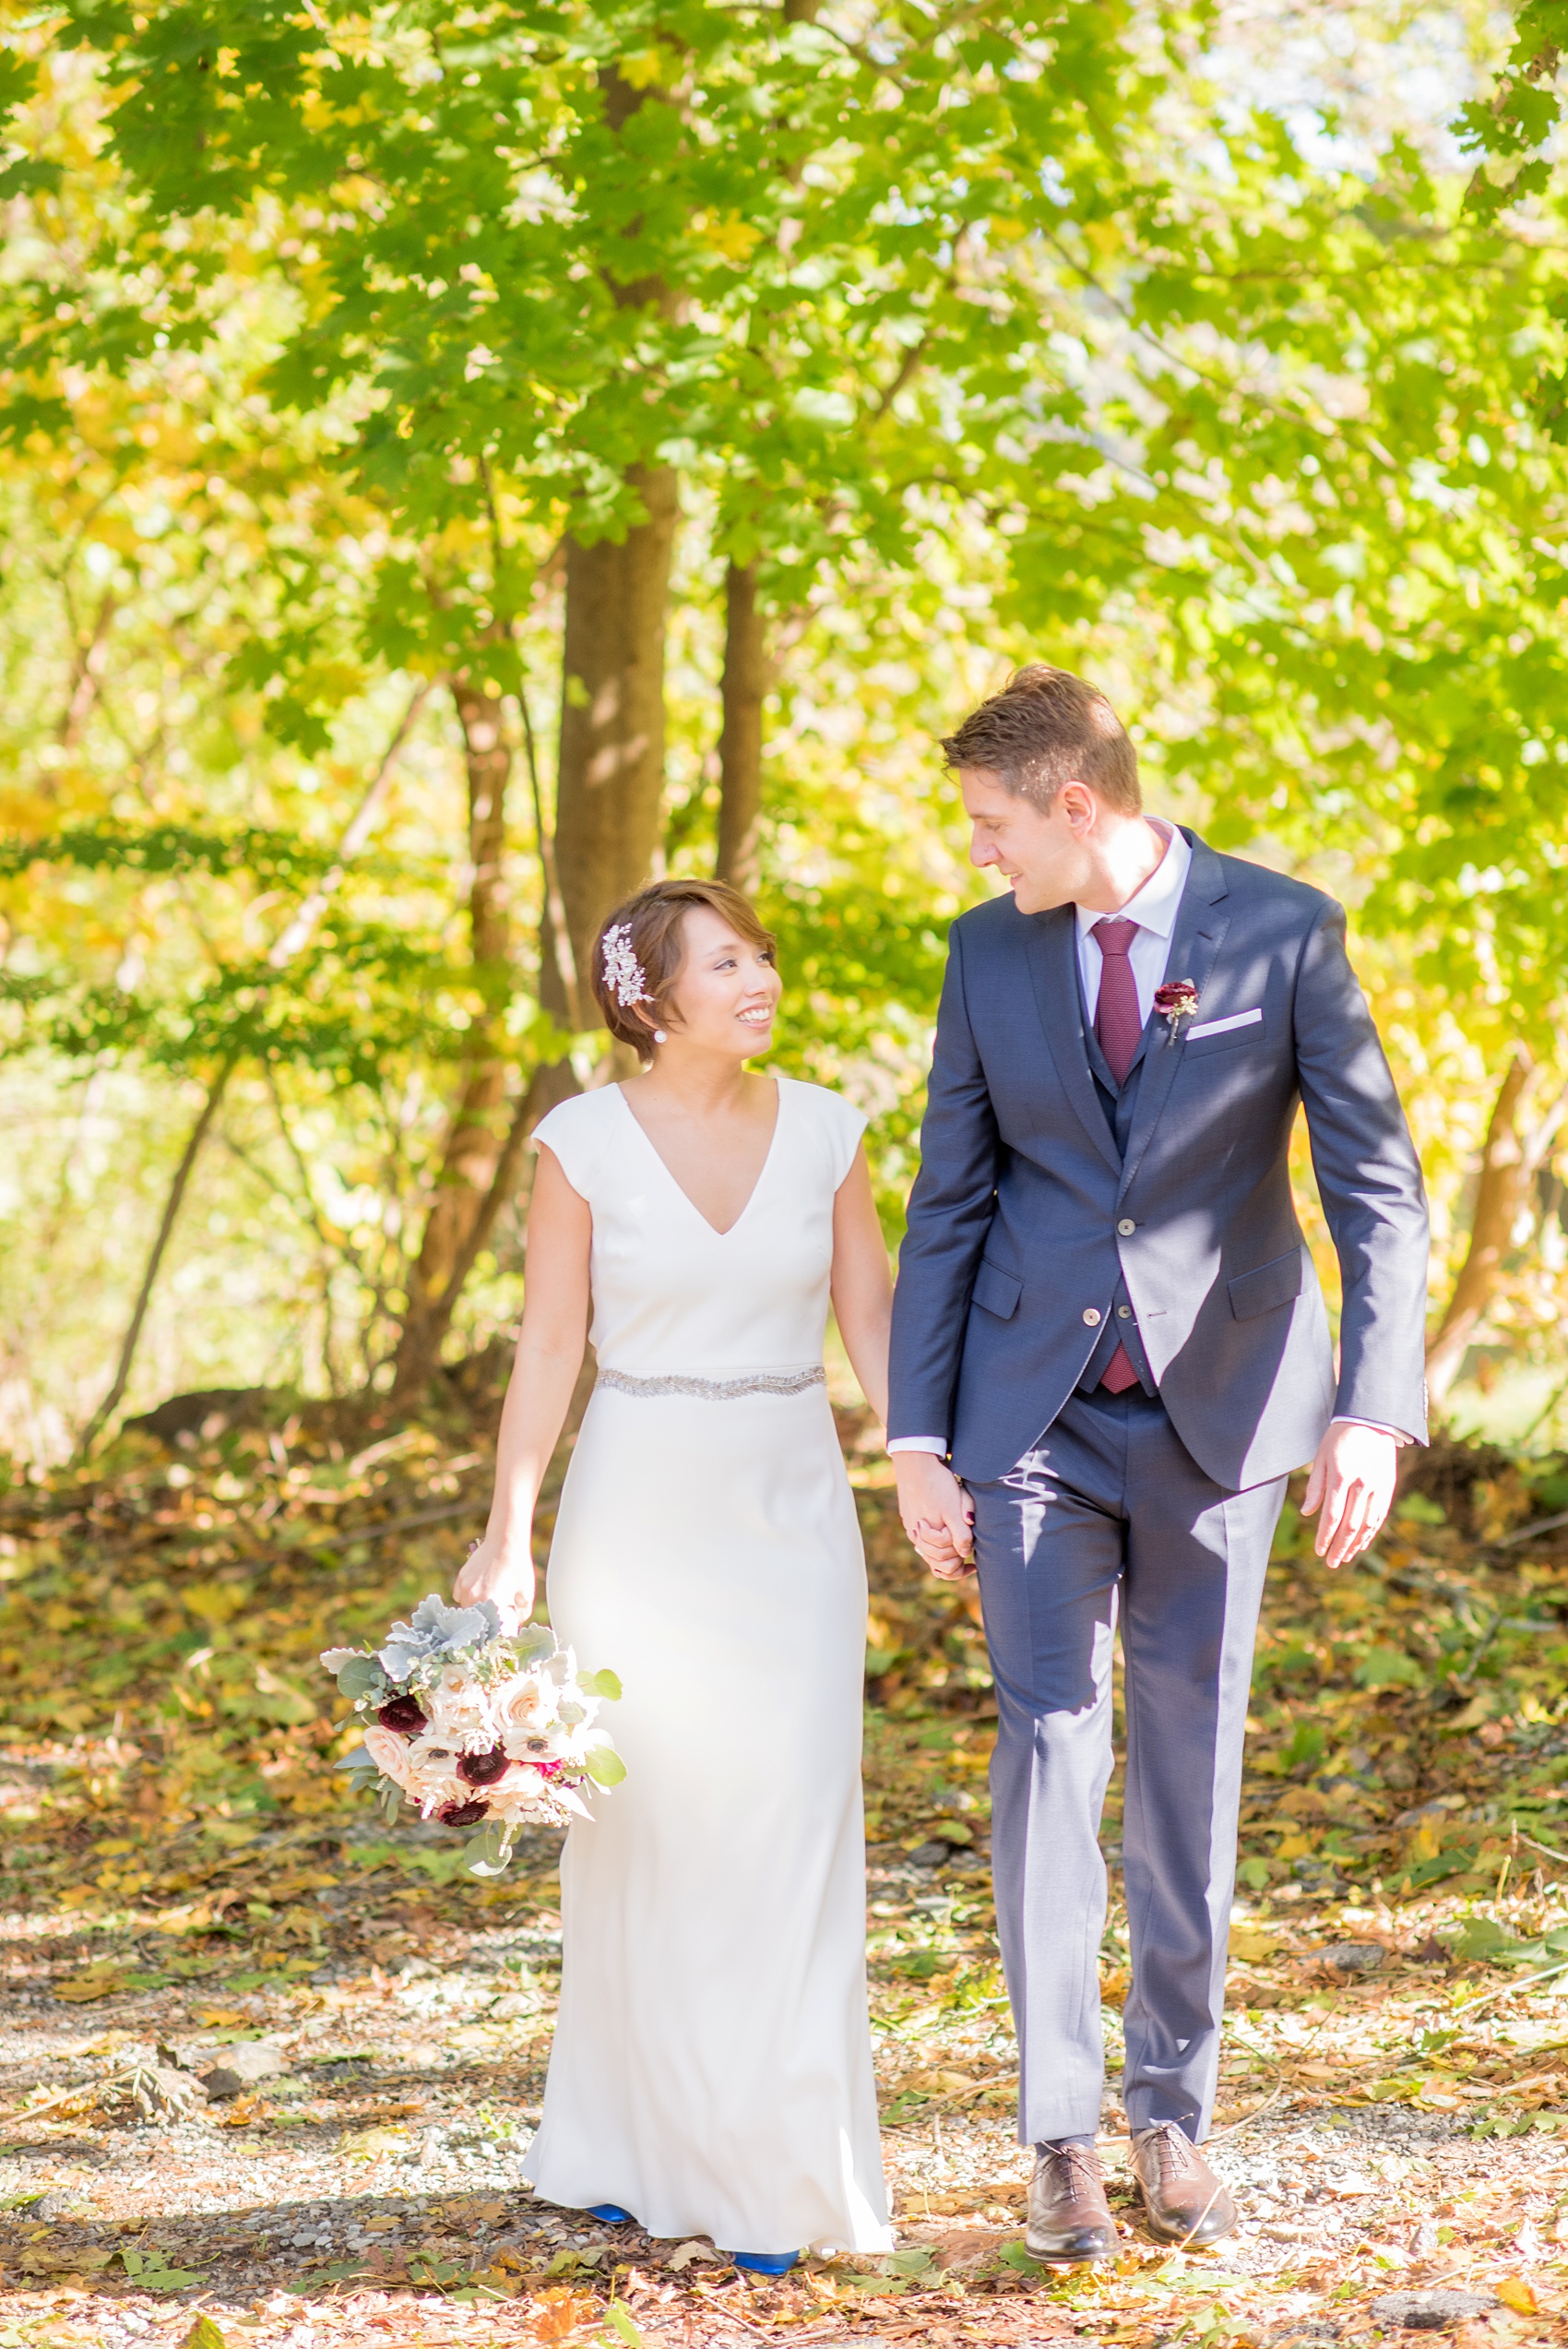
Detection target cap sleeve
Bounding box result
[820,1087,868,1189]
[531,1092,612,1202]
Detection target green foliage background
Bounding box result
[0,0,1565,1449]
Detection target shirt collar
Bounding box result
[1075,818,1190,943]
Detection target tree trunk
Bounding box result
[545,462,680,1015]
[715,560,767,892]
[74,1054,238,1461]
[394,675,517,1394]
[1426,1046,1533,1406]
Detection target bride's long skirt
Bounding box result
[520,1379,892,2256]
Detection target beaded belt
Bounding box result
[595,1365,827,1402]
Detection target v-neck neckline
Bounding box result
[614,1079,784,1238]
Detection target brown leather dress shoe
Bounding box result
[1025,2143,1118,2262]
[1129,2122,1237,2246]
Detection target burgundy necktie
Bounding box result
[1091,917,1142,1394]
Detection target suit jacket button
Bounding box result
[1117,1217,1136,1236]
[1083,1307,1101,1326]
[1118,1305,1132,1319]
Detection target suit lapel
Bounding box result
[1027,907,1123,1176]
[1117,831,1230,1198]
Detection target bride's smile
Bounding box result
[647,907,782,1058]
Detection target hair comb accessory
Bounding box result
[601,923,649,1008]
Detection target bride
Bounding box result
[456,876,894,2269]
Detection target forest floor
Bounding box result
[2,1405,1567,2349]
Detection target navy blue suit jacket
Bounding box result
[887,832,1430,1490]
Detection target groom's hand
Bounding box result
[894,1453,976,1580]
[1302,1422,1397,1569]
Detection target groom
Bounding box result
[888,666,1428,2259]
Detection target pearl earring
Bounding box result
[652,1029,668,1044]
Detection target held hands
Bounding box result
[1301,1422,1397,1569]
[893,1452,976,1581]
[454,1528,536,1626]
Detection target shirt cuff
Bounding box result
[887,1437,949,1457]
[1330,1415,1411,1447]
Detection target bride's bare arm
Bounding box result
[829,1143,892,1429]
[454,1145,591,1621]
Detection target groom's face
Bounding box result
[960,769,1095,914]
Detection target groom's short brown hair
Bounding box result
[941,665,1140,814]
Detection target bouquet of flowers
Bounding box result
[321,1595,624,1876]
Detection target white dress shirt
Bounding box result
[1075,818,1188,1026]
[888,818,1404,1456]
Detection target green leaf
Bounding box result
[1449,1915,1537,1965]
[577,1667,623,1701]
[1353,1646,1424,1690]
[0,160,62,199]
[335,1656,388,1700]
[889,2247,937,2276]
[583,1744,627,1788]
[120,2248,208,2292]
[462,1820,514,1878]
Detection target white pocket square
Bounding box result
[1186,1008,1263,1040]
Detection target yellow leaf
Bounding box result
[217,2093,268,2128]
[618,47,676,89]
[1275,1832,1316,1861]
[1229,1925,1281,1964]
[696,212,764,264]
[342,2125,410,2157]
[1495,2279,1538,2315]
[902,2068,976,2098]
[54,1967,126,2002]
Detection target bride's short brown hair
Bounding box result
[591,879,778,1053]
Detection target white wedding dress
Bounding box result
[519,1076,892,2257]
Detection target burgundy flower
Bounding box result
[1153,980,1198,1018]
[457,1746,510,1786]
[376,1694,428,1735]
[1153,979,1199,1045]
[436,1797,491,1828]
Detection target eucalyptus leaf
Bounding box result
[336,1655,389,1700]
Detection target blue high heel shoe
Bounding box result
[732,2249,799,2275]
[588,2204,634,2224]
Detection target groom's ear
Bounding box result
[1056,781,1099,834]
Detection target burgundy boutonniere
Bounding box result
[1154,979,1199,1045]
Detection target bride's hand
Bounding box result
[893,1455,976,1581]
[455,1530,536,1624]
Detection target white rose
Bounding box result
[363,1723,417,1790]
[422,1663,493,1751]
[492,1673,554,1743]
